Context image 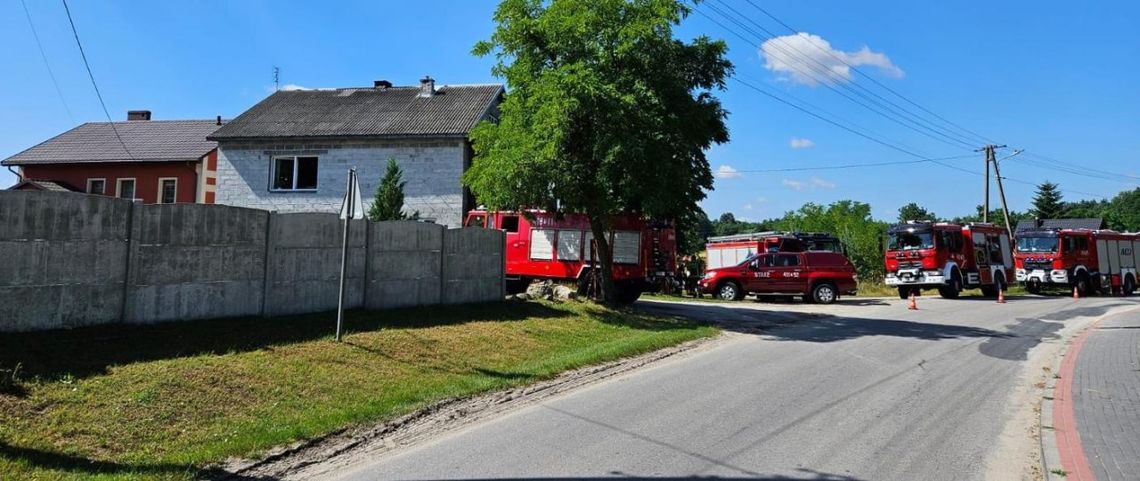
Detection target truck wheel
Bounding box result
[1075,274,1091,297]
[717,280,744,301]
[1124,275,1136,297]
[1026,282,1042,295]
[613,283,643,305]
[939,274,961,299]
[812,282,838,304]
[897,287,912,299]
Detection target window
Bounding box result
[987,235,1004,264]
[158,178,177,204]
[501,215,520,233]
[751,254,775,269]
[557,230,583,261]
[86,178,106,195]
[776,254,800,267]
[530,229,555,260]
[1077,237,1089,251]
[116,178,136,200]
[464,214,486,228]
[271,156,318,191]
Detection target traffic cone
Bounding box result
[1073,286,1080,300]
[908,291,918,310]
[997,288,1006,304]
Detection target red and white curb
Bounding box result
[1040,323,1098,481]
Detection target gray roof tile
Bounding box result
[208,84,503,140]
[1015,218,1106,231]
[1,120,222,166]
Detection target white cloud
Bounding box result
[760,32,904,86]
[789,137,815,149]
[742,203,754,211]
[755,196,769,203]
[782,179,806,191]
[716,165,743,179]
[811,177,837,189]
[281,83,310,91]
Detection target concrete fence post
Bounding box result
[362,219,372,309]
[261,210,276,318]
[118,200,137,323]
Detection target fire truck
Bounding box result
[705,232,842,270]
[884,222,1013,299]
[1015,228,1138,296]
[464,210,676,303]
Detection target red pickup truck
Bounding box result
[698,251,858,304]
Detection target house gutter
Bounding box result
[6,166,20,182]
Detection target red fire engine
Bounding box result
[1015,228,1138,295]
[705,232,842,270]
[464,210,676,303]
[884,222,1013,299]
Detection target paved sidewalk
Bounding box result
[1073,310,1140,480]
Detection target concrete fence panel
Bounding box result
[366,221,444,309]
[265,213,367,316]
[124,204,268,323]
[0,191,131,330]
[442,227,506,304]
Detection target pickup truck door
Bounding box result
[770,253,805,292]
[745,254,776,293]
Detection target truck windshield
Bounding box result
[1017,236,1059,253]
[888,232,934,250]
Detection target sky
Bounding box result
[2,0,1138,222]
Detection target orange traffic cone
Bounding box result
[1073,286,1080,300]
[908,291,918,310]
[997,288,1006,304]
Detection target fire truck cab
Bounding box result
[884,222,1013,299]
[1016,228,1139,296]
[464,210,675,303]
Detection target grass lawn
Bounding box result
[0,301,716,481]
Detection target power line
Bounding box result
[704,0,979,151]
[61,0,133,160]
[732,155,973,173]
[20,0,74,122]
[741,0,998,147]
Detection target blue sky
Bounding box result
[3,0,1138,221]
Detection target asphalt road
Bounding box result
[325,295,1140,481]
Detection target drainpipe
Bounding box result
[6,165,21,183]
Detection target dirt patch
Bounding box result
[215,332,736,480]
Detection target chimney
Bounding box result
[216,115,222,126]
[127,110,152,121]
[374,80,393,89]
[418,75,435,97]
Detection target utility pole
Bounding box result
[992,149,1024,240]
[976,144,1008,224]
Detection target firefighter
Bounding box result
[675,255,690,297]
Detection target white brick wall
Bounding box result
[215,139,467,227]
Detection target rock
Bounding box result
[542,294,554,301]
[514,293,531,301]
[552,285,577,300]
[526,282,553,299]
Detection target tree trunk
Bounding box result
[588,214,617,306]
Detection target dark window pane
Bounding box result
[88,179,105,195]
[501,216,520,233]
[118,180,135,199]
[274,157,295,190]
[296,157,318,190]
[778,254,799,266]
[161,179,177,204]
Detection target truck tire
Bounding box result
[717,280,744,301]
[1124,275,1136,297]
[1074,273,1091,297]
[939,273,961,299]
[897,286,912,299]
[613,283,643,305]
[811,282,838,304]
[1026,282,1042,295]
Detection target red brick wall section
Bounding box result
[19,162,200,204]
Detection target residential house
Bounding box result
[1,111,224,204]
[207,77,503,227]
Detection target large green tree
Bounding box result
[1031,181,1065,220]
[768,201,887,282]
[1105,187,1140,231]
[896,202,937,223]
[464,0,731,303]
[367,158,414,221]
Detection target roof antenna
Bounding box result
[273,66,280,92]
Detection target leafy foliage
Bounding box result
[766,201,888,282]
[897,202,938,222]
[464,0,732,302]
[1031,181,1065,220]
[367,158,416,222]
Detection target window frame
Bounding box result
[269,155,319,192]
[116,178,137,200]
[86,178,106,195]
[157,177,178,204]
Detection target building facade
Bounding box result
[2,111,222,204]
[208,77,502,227]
